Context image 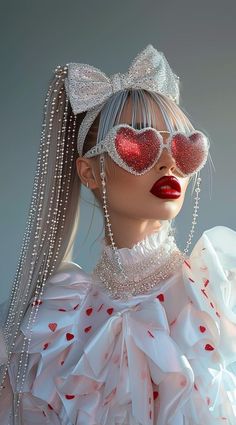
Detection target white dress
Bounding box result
[1,224,236,425]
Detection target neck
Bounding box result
[94,219,184,300]
[104,214,162,249]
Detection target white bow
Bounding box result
[56,299,193,425]
[64,44,180,114]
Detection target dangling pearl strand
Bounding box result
[0,65,77,423]
[99,154,129,280]
[183,175,202,255]
[99,153,202,271]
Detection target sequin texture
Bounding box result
[64,44,180,156]
[170,132,210,176]
[92,233,186,300]
[114,127,161,173]
[84,124,210,177]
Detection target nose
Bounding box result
[155,148,177,173]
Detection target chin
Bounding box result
[153,205,182,220]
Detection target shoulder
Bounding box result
[183,225,236,280]
[3,262,95,421]
[18,261,94,348]
[189,225,236,260]
[46,260,93,287]
[183,224,236,279]
[41,260,93,300]
[182,225,236,324]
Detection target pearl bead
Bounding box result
[0,67,78,421]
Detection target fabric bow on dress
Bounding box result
[55,298,194,425]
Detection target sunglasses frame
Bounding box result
[84,123,210,177]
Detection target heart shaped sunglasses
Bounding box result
[83,124,210,177]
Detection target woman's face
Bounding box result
[92,97,190,221]
[76,96,190,245]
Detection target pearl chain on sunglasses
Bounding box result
[97,153,201,287]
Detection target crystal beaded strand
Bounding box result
[100,154,129,280]
[99,155,202,280]
[183,175,202,255]
[0,65,78,424]
[14,69,70,415]
[2,77,54,346]
[0,75,54,399]
[14,66,68,422]
[17,67,76,420]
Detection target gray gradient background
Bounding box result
[0,0,236,301]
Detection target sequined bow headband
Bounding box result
[64,44,180,156]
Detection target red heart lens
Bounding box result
[170,132,209,176]
[114,127,161,173]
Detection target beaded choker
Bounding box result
[92,229,186,301]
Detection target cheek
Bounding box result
[107,172,189,201]
[105,168,145,210]
[103,159,190,216]
[108,171,140,195]
[181,177,190,194]
[173,179,189,210]
[105,157,138,189]
[175,178,190,209]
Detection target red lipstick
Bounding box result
[150,176,181,199]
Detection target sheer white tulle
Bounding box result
[1,225,236,425]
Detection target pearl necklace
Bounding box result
[92,233,186,301]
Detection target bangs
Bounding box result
[95,89,197,181]
[97,89,195,141]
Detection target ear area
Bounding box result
[75,157,100,189]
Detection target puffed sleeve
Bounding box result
[0,261,93,425]
[171,225,236,423]
[182,225,236,362]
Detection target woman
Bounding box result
[0,44,236,424]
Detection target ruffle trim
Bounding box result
[4,225,236,424]
[15,293,236,424]
[102,220,175,265]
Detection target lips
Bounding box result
[150,176,181,199]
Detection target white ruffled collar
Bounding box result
[93,221,185,300]
[101,221,176,266]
